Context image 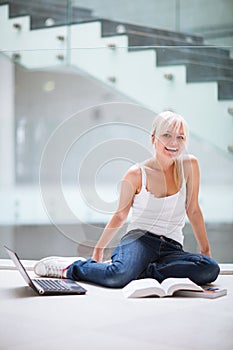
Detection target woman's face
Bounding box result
[154,123,186,159]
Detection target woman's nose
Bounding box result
[169,137,178,146]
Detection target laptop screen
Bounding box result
[4,246,36,290]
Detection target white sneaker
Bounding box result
[34,256,86,278]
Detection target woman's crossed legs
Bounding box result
[67,230,220,287]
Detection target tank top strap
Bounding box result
[140,165,147,188]
[179,158,186,192]
[180,158,185,182]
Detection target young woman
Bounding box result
[34,111,220,287]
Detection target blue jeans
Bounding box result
[67,229,220,288]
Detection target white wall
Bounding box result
[0,55,15,188]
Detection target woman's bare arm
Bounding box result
[92,166,141,262]
[185,156,211,257]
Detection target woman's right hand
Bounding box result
[92,247,104,262]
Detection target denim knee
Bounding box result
[103,266,134,288]
[194,256,220,285]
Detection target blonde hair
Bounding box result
[152,111,189,189]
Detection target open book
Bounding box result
[123,278,227,299]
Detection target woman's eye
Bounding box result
[177,135,184,140]
[163,133,171,138]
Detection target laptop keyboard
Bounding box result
[35,279,72,291]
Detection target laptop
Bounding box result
[4,246,87,296]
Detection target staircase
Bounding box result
[0,1,232,154]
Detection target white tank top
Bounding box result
[127,163,186,245]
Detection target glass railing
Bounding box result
[0,1,232,262]
[1,0,233,54]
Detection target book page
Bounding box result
[123,278,165,298]
[161,278,202,296]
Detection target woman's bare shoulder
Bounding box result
[182,154,199,166]
[124,164,141,180]
[123,165,142,191]
[182,154,200,178]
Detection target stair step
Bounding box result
[186,63,233,82]
[0,0,94,29]
[218,81,233,100]
[128,33,230,59]
[155,47,233,69]
[127,33,201,47]
[100,19,204,45]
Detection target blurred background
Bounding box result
[0,0,232,261]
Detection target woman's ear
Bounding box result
[151,134,156,146]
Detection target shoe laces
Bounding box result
[46,263,65,278]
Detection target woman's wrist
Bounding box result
[92,246,104,262]
[200,248,211,257]
[94,246,105,251]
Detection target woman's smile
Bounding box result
[165,146,178,152]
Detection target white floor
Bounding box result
[0,262,232,350]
